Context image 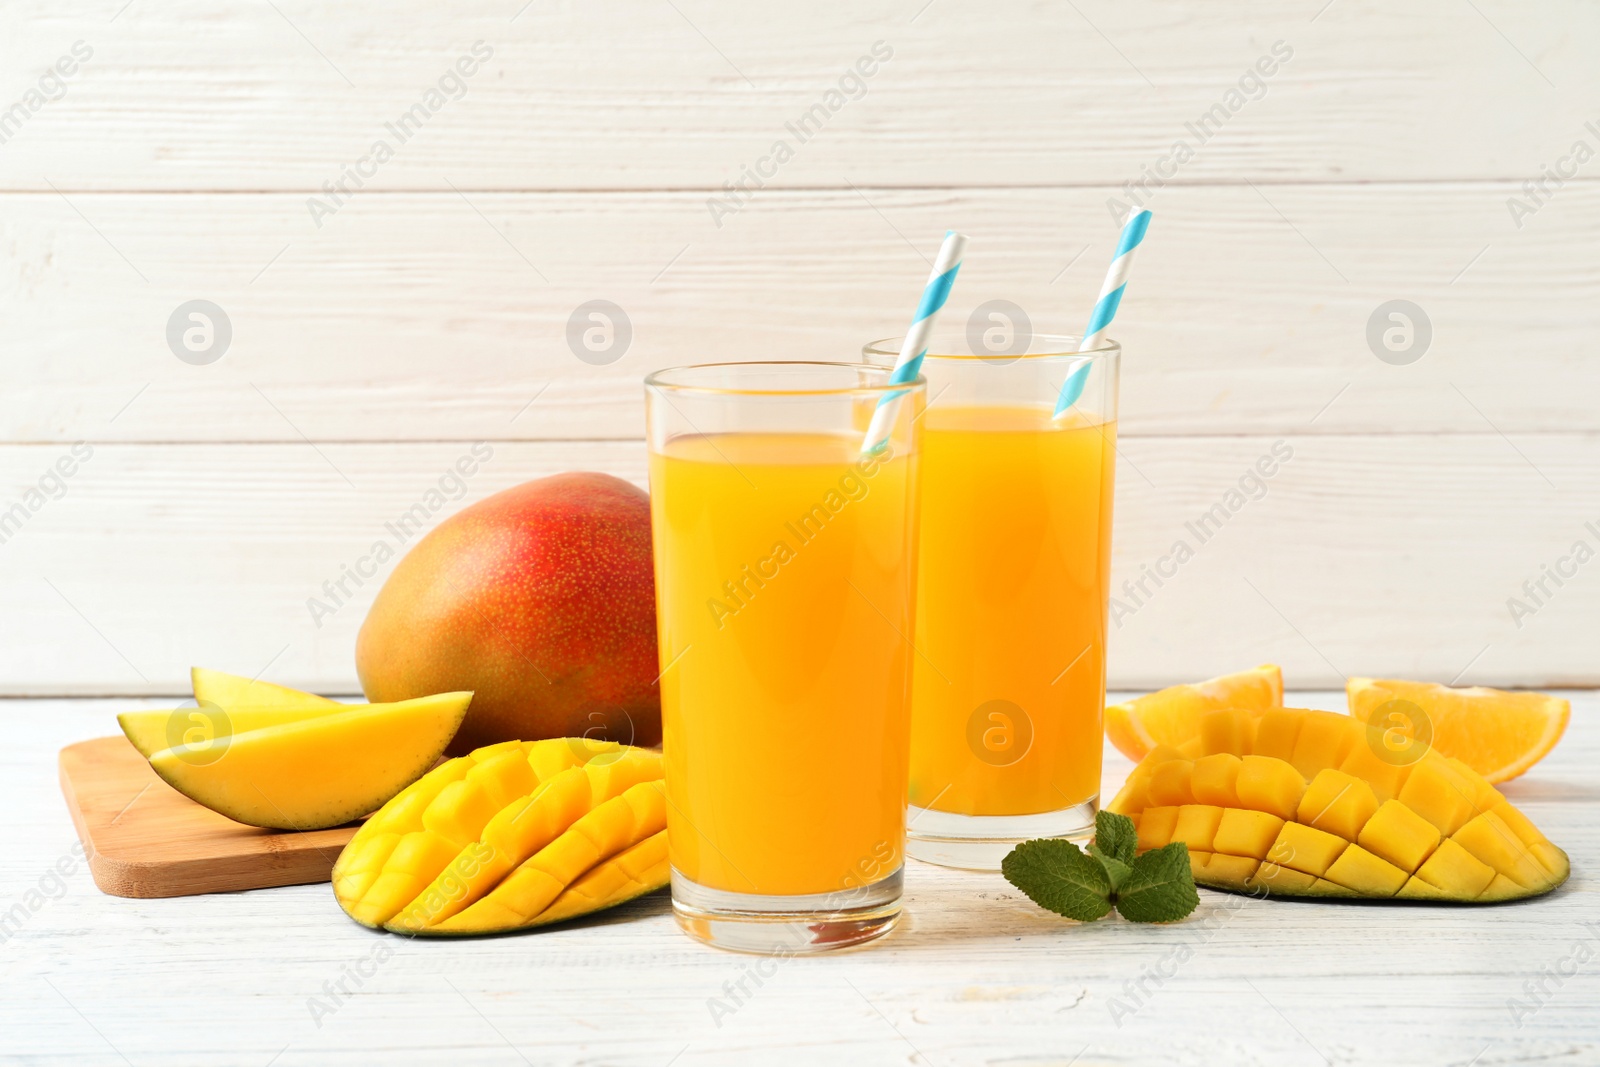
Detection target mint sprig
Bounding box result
[1000,839,1113,922]
[1001,810,1200,924]
[1087,807,1136,866]
[1113,841,1200,922]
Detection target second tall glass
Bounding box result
[864,332,1119,869]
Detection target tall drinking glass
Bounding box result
[644,362,925,952]
[864,333,1119,869]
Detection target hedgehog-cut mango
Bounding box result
[333,738,668,935]
[1107,707,1569,903]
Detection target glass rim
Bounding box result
[644,360,927,398]
[861,333,1120,364]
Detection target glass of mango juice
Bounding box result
[644,362,925,952]
[864,332,1119,869]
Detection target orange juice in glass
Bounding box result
[645,362,923,951]
[865,332,1118,868]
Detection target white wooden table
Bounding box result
[4,691,1595,1066]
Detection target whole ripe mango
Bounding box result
[358,472,660,755]
[1108,707,1569,903]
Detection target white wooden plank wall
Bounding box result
[2,1,1596,693]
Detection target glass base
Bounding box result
[671,867,902,954]
[906,795,1098,870]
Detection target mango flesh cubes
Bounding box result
[333,738,668,935]
[1109,707,1568,903]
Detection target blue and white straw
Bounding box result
[861,230,968,453]
[1054,208,1152,417]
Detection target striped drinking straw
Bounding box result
[1053,207,1152,417]
[860,230,968,454]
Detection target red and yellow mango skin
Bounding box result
[357,472,661,756]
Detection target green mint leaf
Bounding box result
[1114,842,1200,923]
[1001,839,1112,922]
[1092,810,1137,867]
[1097,852,1133,893]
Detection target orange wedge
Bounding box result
[1347,677,1569,784]
[1104,665,1283,761]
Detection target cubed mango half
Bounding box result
[1106,707,1567,903]
[333,739,669,935]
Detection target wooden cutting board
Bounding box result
[59,736,358,899]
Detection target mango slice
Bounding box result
[1110,707,1568,902]
[119,704,353,759]
[191,667,343,711]
[1104,664,1282,761]
[1348,677,1569,784]
[121,669,347,758]
[147,692,472,830]
[333,739,668,936]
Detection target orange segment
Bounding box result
[1347,678,1569,784]
[1105,665,1283,761]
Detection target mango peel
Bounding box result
[333,738,668,935]
[1108,707,1569,903]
